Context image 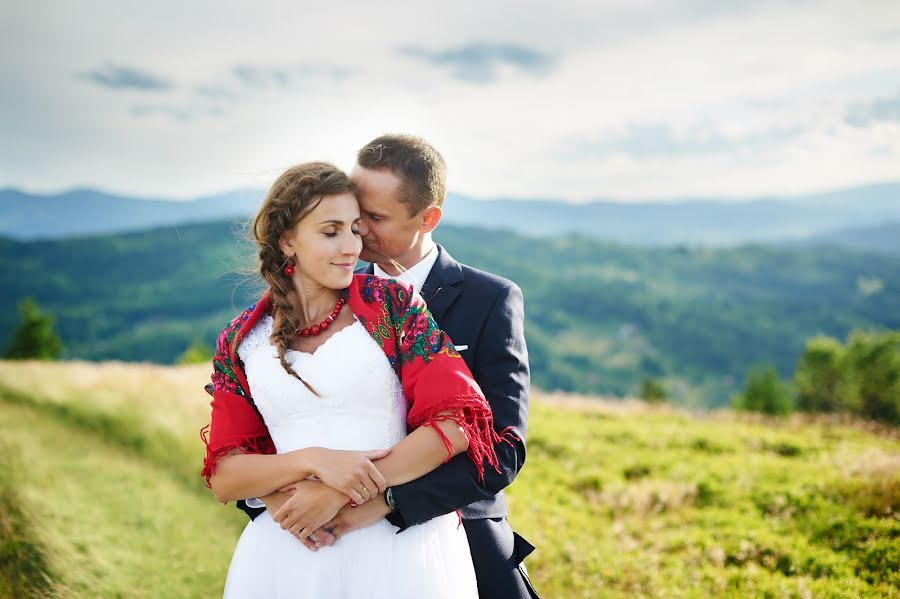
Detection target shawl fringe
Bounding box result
[200,424,276,488]
[407,394,517,483]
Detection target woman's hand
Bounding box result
[272,480,348,543]
[306,447,391,504]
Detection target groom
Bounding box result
[244,134,537,598]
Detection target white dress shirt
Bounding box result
[373,244,439,296]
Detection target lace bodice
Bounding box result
[236,315,408,454]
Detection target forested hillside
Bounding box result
[1,222,898,406]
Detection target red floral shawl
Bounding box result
[200,274,512,487]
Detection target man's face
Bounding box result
[351,165,424,266]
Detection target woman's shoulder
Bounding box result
[235,315,273,363]
[216,302,257,339]
[352,274,414,310]
[214,295,271,356]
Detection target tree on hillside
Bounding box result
[177,340,214,365]
[3,298,63,360]
[732,366,793,416]
[640,378,667,404]
[842,331,900,425]
[794,335,847,413]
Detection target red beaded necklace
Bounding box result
[295,297,344,337]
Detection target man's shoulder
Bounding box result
[457,261,521,297]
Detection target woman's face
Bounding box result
[279,192,362,291]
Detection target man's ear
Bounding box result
[418,206,443,234]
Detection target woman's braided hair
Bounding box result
[250,161,355,390]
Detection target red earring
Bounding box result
[282,259,295,276]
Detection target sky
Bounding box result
[2,0,899,202]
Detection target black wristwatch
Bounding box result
[385,487,398,512]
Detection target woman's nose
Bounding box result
[343,231,362,255]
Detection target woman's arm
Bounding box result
[209,448,316,503]
[210,447,390,504]
[266,413,467,542]
[373,411,469,487]
[260,412,466,512]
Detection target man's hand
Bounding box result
[259,489,292,516]
[260,490,322,551]
[271,480,348,548]
[323,492,392,539]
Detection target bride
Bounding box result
[200,161,509,598]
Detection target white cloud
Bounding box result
[1,0,899,200]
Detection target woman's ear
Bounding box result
[278,231,294,258]
[419,206,443,234]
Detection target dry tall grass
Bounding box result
[0,360,211,437]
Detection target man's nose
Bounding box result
[357,219,370,236]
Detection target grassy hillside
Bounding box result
[0,361,897,598]
[2,221,899,406]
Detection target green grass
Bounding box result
[506,404,900,597]
[0,442,52,598]
[0,361,897,598]
[0,398,245,598]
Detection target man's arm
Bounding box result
[387,283,530,530]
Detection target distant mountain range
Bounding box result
[3,181,899,247]
[799,221,900,257]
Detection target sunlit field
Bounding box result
[1,360,897,598]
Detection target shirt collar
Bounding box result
[373,244,439,296]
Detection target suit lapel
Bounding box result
[420,244,463,321]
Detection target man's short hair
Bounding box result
[356,134,447,215]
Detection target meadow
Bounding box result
[0,360,897,598]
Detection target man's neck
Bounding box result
[377,238,436,276]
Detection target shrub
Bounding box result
[640,378,667,404]
[177,340,213,365]
[732,365,794,416]
[843,331,900,425]
[794,335,846,412]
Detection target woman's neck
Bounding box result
[290,285,342,327]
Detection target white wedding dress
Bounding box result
[223,315,478,599]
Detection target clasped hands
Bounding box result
[263,447,394,551]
